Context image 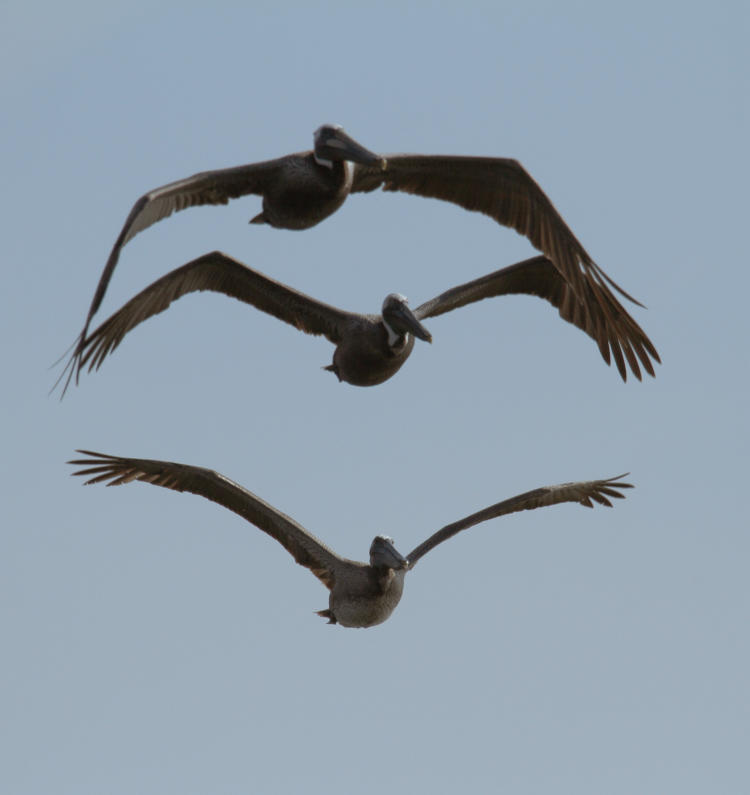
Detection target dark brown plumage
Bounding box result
[68,251,657,391]
[62,125,658,391]
[69,450,632,627]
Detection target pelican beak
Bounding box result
[372,536,409,570]
[390,302,432,344]
[318,127,384,167]
[387,541,409,570]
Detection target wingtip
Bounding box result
[50,329,89,399]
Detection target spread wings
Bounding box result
[69,450,345,590]
[352,155,611,295]
[414,256,659,380]
[70,251,356,379]
[406,474,632,568]
[86,156,295,322]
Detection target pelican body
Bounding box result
[69,451,632,628]
[68,250,658,394]
[323,293,430,386]
[248,126,382,229]
[324,318,416,387]
[318,537,408,627]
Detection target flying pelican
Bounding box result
[65,124,651,389]
[69,451,632,628]
[69,251,658,391]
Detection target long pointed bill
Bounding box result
[387,301,433,343]
[374,536,409,569]
[317,127,385,167]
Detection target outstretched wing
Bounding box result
[406,474,632,569]
[414,256,659,380]
[69,450,344,590]
[82,155,294,328]
[68,251,356,381]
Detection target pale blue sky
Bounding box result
[3,1,748,792]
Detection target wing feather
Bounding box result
[406,474,632,568]
[414,256,658,380]
[353,155,608,292]
[73,251,355,378]
[69,450,343,590]
[87,156,291,321]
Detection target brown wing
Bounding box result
[69,450,345,590]
[352,155,620,294]
[406,474,632,569]
[353,155,653,372]
[70,250,357,380]
[73,154,303,360]
[414,256,659,380]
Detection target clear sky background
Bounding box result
[3,1,748,792]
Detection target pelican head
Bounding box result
[313,124,385,170]
[370,535,409,570]
[381,293,433,347]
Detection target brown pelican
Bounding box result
[69,250,658,391]
[69,451,632,628]
[65,124,653,388]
